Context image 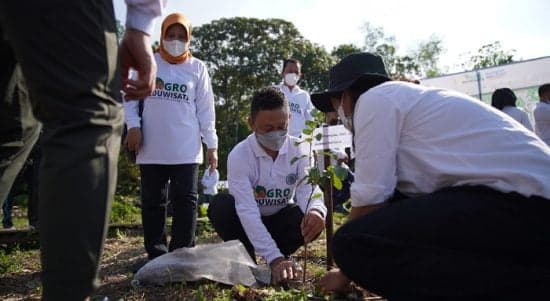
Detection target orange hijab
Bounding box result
[159,13,192,64]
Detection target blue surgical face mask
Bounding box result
[256,129,288,151]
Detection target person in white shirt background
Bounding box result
[312,53,550,300]
[207,87,326,284]
[276,58,314,137]
[125,13,218,261]
[315,111,354,213]
[491,87,533,131]
[200,167,219,204]
[534,83,550,145]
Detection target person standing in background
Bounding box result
[534,83,550,145]
[491,88,533,131]
[0,0,165,299]
[276,58,314,137]
[124,13,218,261]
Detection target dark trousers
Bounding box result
[207,193,305,262]
[333,186,550,301]
[140,164,199,259]
[0,1,121,300]
[2,188,14,228]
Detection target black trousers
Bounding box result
[333,186,550,301]
[140,164,199,259]
[207,193,305,262]
[0,1,121,300]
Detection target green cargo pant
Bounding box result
[0,1,122,300]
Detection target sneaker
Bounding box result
[3,226,16,230]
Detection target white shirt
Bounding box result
[276,84,314,137]
[201,169,219,195]
[502,106,533,131]
[124,54,218,164]
[351,81,550,207]
[534,101,550,146]
[125,0,165,35]
[228,134,326,264]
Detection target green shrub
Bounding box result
[110,195,141,224]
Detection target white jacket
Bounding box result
[276,84,314,137]
[502,106,533,131]
[125,0,166,35]
[228,134,326,264]
[124,54,218,164]
[351,81,550,207]
[534,101,550,146]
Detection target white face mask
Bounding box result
[256,130,288,151]
[284,73,299,87]
[163,39,188,57]
[337,101,353,131]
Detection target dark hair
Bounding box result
[491,88,517,110]
[250,87,288,120]
[539,83,550,98]
[282,58,301,72]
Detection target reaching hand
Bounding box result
[119,28,157,100]
[317,269,351,293]
[270,257,301,284]
[301,210,325,243]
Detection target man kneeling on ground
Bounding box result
[208,87,327,284]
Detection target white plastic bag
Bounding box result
[133,240,270,287]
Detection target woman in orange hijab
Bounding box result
[124,13,219,262]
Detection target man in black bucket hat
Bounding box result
[316,53,550,300]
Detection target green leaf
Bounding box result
[290,155,306,165]
[331,173,343,190]
[312,192,323,200]
[305,120,317,128]
[308,167,321,184]
[302,128,313,135]
[314,133,323,141]
[333,165,349,181]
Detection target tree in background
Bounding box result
[192,17,334,178]
[414,35,444,78]
[331,44,363,61]
[461,41,516,70]
[357,22,444,79]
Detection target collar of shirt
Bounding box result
[248,133,289,158]
[279,83,301,94]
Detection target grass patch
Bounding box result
[110,195,141,224]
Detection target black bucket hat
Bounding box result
[311,52,389,112]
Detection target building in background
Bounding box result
[421,56,550,123]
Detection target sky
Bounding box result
[114,0,550,73]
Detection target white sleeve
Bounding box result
[228,150,283,264]
[295,144,327,217]
[304,93,314,121]
[350,92,401,207]
[521,112,534,131]
[123,100,141,129]
[125,0,166,35]
[195,62,218,149]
